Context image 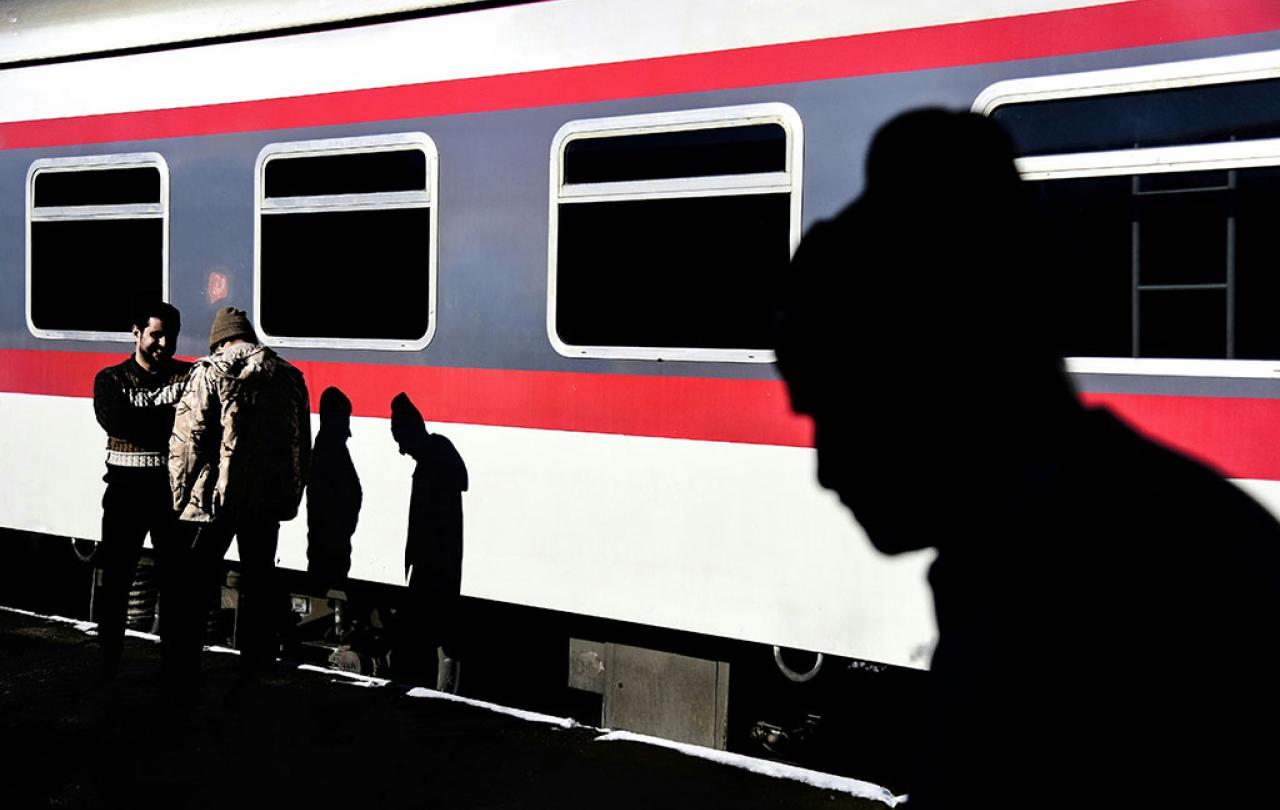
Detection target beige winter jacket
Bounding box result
[169,342,311,523]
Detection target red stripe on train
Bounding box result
[1081,391,1280,482]
[2,1,1278,150]
[294,356,812,448]
[4,348,1280,480]
[0,348,812,447]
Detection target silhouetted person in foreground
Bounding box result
[775,109,1280,808]
[307,387,362,595]
[391,392,468,692]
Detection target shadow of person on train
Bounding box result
[390,392,469,694]
[305,387,363,642]
[775,108,1280,809]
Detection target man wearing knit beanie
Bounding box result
[169,306,311,680]
[206,306,256,352]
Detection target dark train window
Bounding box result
[984,56,1280,365]
[34,166,161,207]
[1032,163,1280,360]
[264,150,427,197]
[27,155,168,338]
[991,77,1280,157]
[563,124,787,184]
[256,134,437,350]
[550,106,802,361]
[260,209,431,341]
[557,195,790,349]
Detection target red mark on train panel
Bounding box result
[207,272,229,304]
[2,1,1278,149]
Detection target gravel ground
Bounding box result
[0,608,897,809]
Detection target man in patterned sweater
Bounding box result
[92,300,191,684]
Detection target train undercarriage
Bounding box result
[3,526,924,793]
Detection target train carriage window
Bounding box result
[255,133,438,351]
[979,59,1280,369]
[1026,159,1280,362]
[992,77,1280,157]
[549,104,803,362]
[26,154,169,339]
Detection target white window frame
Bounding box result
[973,49,1280,117]
[25,152,170,341]
[974,49,1280,380]
[254,132,439,351]
[548,103,804,363]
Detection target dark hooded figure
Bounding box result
[390,392,468,691]
[775,109,1280,808]
[306,387,362,594]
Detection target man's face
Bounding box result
[133,316,176,370]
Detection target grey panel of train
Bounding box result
[4,29,1280,389]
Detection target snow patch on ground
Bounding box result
[296,663,390,687]
[0,605,165,640]
[406,686,580,729]
[401,684,903,805]
[595,730,904,806]
[1,605,98,634]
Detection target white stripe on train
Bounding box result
[0,0,1120,124]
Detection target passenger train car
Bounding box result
[3,0,1280,779]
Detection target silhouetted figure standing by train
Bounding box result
[91,300,191,686]
[775,109,1280,808]
[391,392,468,692]
[170,307,311,679]
[307,387,362,595]
[306,386,363,643]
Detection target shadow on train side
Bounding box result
[291,388,569,717]
[389,391,469,692]
[302,385,363,644]
[775,107,1280,808]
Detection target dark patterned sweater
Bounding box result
[93,356,192,468]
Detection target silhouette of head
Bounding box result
[390,392,428,456]
[319,387,353,438]
[776,109,1076,554]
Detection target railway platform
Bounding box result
[0,606,899,809]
